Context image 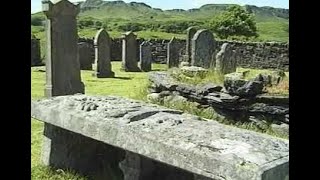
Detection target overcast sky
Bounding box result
[31,0,289,14]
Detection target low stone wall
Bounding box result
[148,72,289,136]
[31,94,289,180]
[78,37,288,70]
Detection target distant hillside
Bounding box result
[77,0,288,20]
[31,0,289,42]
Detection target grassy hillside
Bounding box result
[31,0,288,42]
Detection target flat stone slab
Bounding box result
[31,94,289,180]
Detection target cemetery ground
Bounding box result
[31,62,289,179]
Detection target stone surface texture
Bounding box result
[32,94,289,180]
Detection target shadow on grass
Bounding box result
[151,68,167,72]
[113,77,132,80]
[87,77,132,82]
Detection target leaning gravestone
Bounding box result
[93,29,114,78]
[191,29,216,69]
[122,31,140,72]
[78,42,93,70]
[167,37,179,68]
[215,43,237,74]
[186,27,197,63]
[41,0,85,169]
[139,41,152,72]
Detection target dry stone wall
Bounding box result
[78,37,288,70]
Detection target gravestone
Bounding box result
[139,41,152,72]
[41,0,85,170]
[216,43,237,74]
[186,27,197,63]
[31,35,42,66]
[93,29,114,78]
[122,31,140,72]
[78,42,93,70]
[167,37,179,68]
[191,29,216,69]
[43,0,84,97]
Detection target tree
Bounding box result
[210,5,258,39]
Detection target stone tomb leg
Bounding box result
[42,123,125,179]
[42,124,211,180]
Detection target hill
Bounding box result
[31,0,288,42]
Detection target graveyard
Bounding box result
[31,0,289,180]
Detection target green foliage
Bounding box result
[31,16,45,26]
[117,22,144,32]
[209,5,258,39]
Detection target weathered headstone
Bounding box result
[43,0,84,97]
[191,29,216,69]
[122,31,140,72]
[31,35,42,66]
[186,27,197,63]
[41,0,85,171]
[215,43,237,74]
[139,41,152,72]
[78,42,93,70]
[167,37,179,68]
[93,29,114,78]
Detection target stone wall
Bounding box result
[216,40,289,71]
[31,37,43,66]
[78,37,289,71]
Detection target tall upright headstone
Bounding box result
[43,0,84,97]
[93,29,114,78]
[41,0,85,174]
[78,42,93,70]
[167,37,179,68]
[215,43,237,74]
[191,29,216,69]
[122,31,140,72]
[186,27,197,63]
[139,41,152,72]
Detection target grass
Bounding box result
[169,67,225,85]
[32,62,288,179]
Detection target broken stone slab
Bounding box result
[249,103,289,116]
[255,95,289,106]
[180,66,209,78]
[32,94,289,180]
[224,73,264,97]
[148,72,178,91]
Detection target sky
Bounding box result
[31,0,289,14]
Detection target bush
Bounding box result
[209,5,258,39]
[117,22,143,32]
[78,17,95,28]
[31,16,45,26]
